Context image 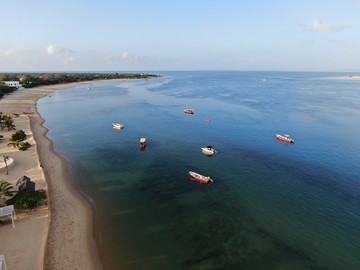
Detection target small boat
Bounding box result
[184,104,194,114]
[201,146,217,156]
[184,108,194,114]
[112,123,124,129]
[276,134,294,144]
[189,171,214,184]
[140,137,146,149]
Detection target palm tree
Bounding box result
[8,141,21,149]
[3,156,10,175]
[0,114,16,131]
[8,130,27,150]
[0,180,15,206]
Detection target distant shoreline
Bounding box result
[328,75,360,80]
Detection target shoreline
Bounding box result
[327,75,360,80]
[31,113,103,269]
[0,79,128,269]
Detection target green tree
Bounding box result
[8,130,30,150]
[6,190,47,209]
[0,114,16,131]
[0,83,17,98]
[10,130,26,141]
[19,141,31,151]
[0,180,15,206]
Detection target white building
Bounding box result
[3,81,23,88]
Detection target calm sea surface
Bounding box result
[37,71,360,270]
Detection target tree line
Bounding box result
[0,83,15,99]
[0,72,160,98]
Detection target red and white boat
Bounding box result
[188,171,214,184]
[276,134,295,144]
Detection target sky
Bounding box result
[1,0,360,72]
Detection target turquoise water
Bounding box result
[38,71,360,270]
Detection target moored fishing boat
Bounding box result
[201,146,217,156]
[112,123,124,129]
[140,137,146,149]
[276,134,294,144]
[184,104,194,114]
[188,171,214,184]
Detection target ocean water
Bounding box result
[37,71,360,270]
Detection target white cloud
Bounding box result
[120,51,140,62]
[1,49,37,66]
[46,45,77,64]
[47,45,56,55]
[121,51,129,60]
[105,51,142,63]
[312,17,348,32]
[47,45,77,56]
[3,49,16,57]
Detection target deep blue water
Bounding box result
[37,71,360,270]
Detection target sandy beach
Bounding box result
[0,80,122,270]
[328,75,360,80]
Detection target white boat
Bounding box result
[201,146,217,156]
[184,104,194,114]
[184,108,194,114]
[189,171,214,184]
[112,123,124,129]
[140,137,146,149]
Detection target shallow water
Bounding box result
[38,71,360,270]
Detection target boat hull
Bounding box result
[276,134,294,144]
[201,147,217,155]
[189,171,213,184]
[112,123,124,129]
[140,137,146,149]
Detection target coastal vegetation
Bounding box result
[0,113,16,131]
[0,83,15,98]
[0,180,15,207]
[0,179,47,209]
[0,112,46,212]
[6,190,47,209]
[0,72,160,98]
[1,114,31,151]
[8,129,31,151]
